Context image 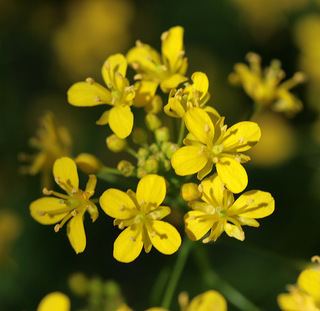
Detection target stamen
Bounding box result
[86,77,95,84]
[54,224,60,232]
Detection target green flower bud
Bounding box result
[162,142,178,158]
[132,128,148,145]
[68,272,89,297]
[145,113,162,131]
[106,134,127,153]
[137,147,149,159]
[155,127,170,143]
[137,167,147,178]
[144,156,159,173]
[117,160,135,177]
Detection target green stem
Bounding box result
[98,166,123,176]
[161,238,192,309]
[126,147,138,158]
[193,246,261,311]
[177,120,186,146]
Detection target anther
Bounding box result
[54,224,60,232]
[94,96,102,103]
[86,77,95,84]
[42,188,52,195]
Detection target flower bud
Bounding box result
[117,160,135,177]
[181,183,201,201]
[155,127,170,143]
[68,273,89,297]
[144,156,159,173]
[75,153,102,174]
[106,135,127,153]
[132,128,148,145]
[145,95,163,114]
[162,142,178,158]
[145,113,162,131]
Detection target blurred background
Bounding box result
[1,0,320,310]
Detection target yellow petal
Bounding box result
[37,292,70,311]
[184,211,215,241]
[192,72,209,99]
[200,174,226,206]
[102,54,127,88]
[197,161,213,180]
[136,174,166,207]
[108,106,134,139]
[188,290,227,311]
[216,157,248,193]
[298,268,320,302]
[164,97,185,118]
[184,108,214,144]
[67,81,111,106]
[30,197,68,225]
[96,110,110,125]
[75,153,102,174]
[67,211,86,254]
[160,74,187,93]
[53,157,79,193]
[224,223,245,241]
[231,190,275,218]
[223,121,261,152]
[99,189,137,219]
[171,146,208,176]
[161,26,184,71]
[147,220,181,255]
[134,80,158,107]
[113,225,143,263]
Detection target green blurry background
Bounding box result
[1,0,320,310]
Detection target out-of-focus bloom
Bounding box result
[30,157,98,253]
[75,153,103,174]
[249,111,296,166]
[231,0,309,40]
[37,292,70,311]
[171,108,260,193]
[184,174,275,243]
[100,174,181,263]
[20,112,72,188]
[68,54,135,138]
[53,0,133,79]
[106,134,127,153]
[278,259,320,310]
[181,183,201,202]
[127,26,188,106]
[164,72,218,119]
[229,52,305,117]
[117,160,135,177]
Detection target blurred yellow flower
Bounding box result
[127,25,188,105]
[74,153,103,175]
[30,157,99,254]
[171,108,260,193]
[100,174,181,263]
[164,72,219,119]
[278,260,320,311]
[37,292,70,311]
[20,112,72,188]
[68,54,136,138]
[184,174,275,243]
[229,52,305,116]
[53,0,133,79]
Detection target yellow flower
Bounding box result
[67,54,135,138]
[99,174,181,263]
[278,261,320,311]
[229,52,305,116]
[183,290,227,311]
[37,292,70,311]
[30,157,99,253]
[127,26,188,100]
[20,112,72,188]
[184,174,274,243]
[171,108,261,193]
[164,72,219,119]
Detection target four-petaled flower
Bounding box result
[30,157,99,253]
[100,174,181,263]
[171,108,261,193]
[184,174,274,243]
[67,54,135,138]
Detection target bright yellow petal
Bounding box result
[230,190,275,218]
[223,121,261,152]
[108,106,133,139]
[216,157,248,194]
[224,223,245,241]
[184,108,214,144]
[161,26,184,71]
[99,189,137,219]
[67,81,111,106]
[67,211,86,254]
[102,54,127,88]
[192,72,209,99]
[298,268,320,302]
[113,225,143,263]
[96,110,110,125]
[134,80,158,107]
[197,161,213,180]
[200,174,226,206]
[147,220,181,255]
[160,74,187,93]
[184,211,215,241]
[136,174,166,207]
[164,97,186,118]
[37,292,70,311]
[30,197,68,225]
[171,146,208,176]
[53,157,79,193]
[188,290,227,311]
